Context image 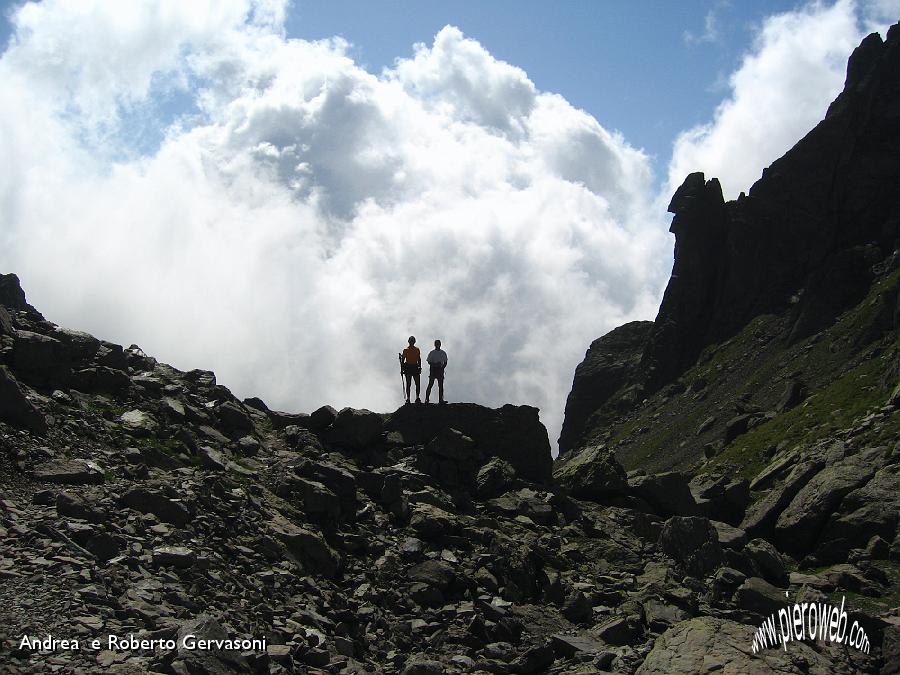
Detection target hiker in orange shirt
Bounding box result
[400,336,422,404]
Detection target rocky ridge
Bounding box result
[553,24,900,675]
[1,23,898,675]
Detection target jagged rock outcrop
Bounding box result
[558,321,653,452]
[4,270,890,674]
[561,23,900,461]
[385,402,553,484]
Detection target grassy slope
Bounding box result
[609,267,899,478]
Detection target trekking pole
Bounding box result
[398,353,405,401]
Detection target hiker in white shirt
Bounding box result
[425,340,448,404]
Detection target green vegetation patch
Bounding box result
[714,344,897,480]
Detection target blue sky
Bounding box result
[0,0,896,448]
[284,1,813,178]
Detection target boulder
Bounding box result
[550,633,608,658]
[293,477,341,520]
[56,491,103,522]
[294,459,358,514]
[267,514,342,579]
[744,538,786,585]
[636,617,834,674]
[407,560,456,591]
[814,466,900,562]
[553,444,628,501]
[558,320,654,453]
[475,457,517,497]
[629,472,701,517]
[689,467,750,525]
[119,409,159,436]
[774,458,877,556]
[153,546,196,568]
[309,404,338,431]
[216,401,253,433]
[325,407,384,450]
[34,459,104,485]
[733,577,785,618]
[175,614,251,673]
[658,516,722,578]
[0,365,47,433]
[595,616,642,645]
[710,521,747,550]
[409,503,459,539]
[10,330,70,386]
[425,427,477,461]
[386,402,552,483]
[69,367,130,395]
[741,459,823,537]
[0,273,34,312]
[120,487,192,526]
[0,305,13,336]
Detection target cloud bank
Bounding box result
[0,0,668,449]
[668,0,898,199]
[1,0,893,451]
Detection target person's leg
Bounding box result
[425,375,434,402]
[404,373,412,402]
[438,375,444,403]
[414,373,421,401]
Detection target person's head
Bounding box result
[408,336,416,345]
[434,339,441,348]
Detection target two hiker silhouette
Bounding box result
[399,336,447,405]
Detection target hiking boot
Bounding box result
[415,397,421,404]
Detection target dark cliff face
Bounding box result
[559,24,900,456]
[557,321,652,454]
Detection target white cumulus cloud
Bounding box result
[0,1,670,451]
[668,0,895,199]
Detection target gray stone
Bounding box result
[553,444,629,501]
[325,407,384,450]
[198,446,227,471]
[216,401,253,433]
[120,487,192,526]
[0,365,46,433]
[561,590,593,624]
[70,367,131,395]
[741,459,823,537]
[85,532,120,561]
[733,576,785,617]
[475,457,517,497]
[34,459,104,485]
[176,614,251,673]
[267,514,341,578]
[407,559,456,591]
[119,409,159,435]
[309,404,338,431]
[710,521,747,549]
[745,538,786,584]
[409,503,458,539]
[630,471,701,517]
[636,617,835,674]
[425,427,477,461]
[56,491,102,522]
[153,546,195,568]
[774,458,877,556]
[550,633,607,658]
[595,616,641,645]
[658,516,722,577]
